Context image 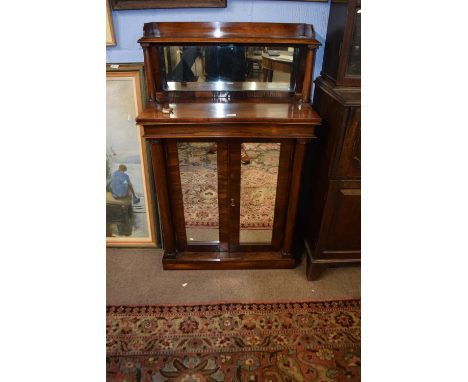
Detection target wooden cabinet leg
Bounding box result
[306,262,327,281]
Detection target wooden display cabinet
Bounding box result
[136,22,321,270]
[303,0,361,279]
[321,0,361,87]
[303,77,361,280]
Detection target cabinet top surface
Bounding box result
[139,22,320,45]
[136,100,321,124]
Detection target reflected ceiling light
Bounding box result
[215,80,223,91]
[215,102,225,118]
[214,25,222,38]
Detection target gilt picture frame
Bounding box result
[106,64,159,247]
[106,0,116,46]
[112,0,227,10]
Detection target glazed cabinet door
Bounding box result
[227,140,294,252]
[163,139,295,254]
[165,139,230,253]
[315,180,361,259]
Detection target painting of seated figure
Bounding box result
[106,65,158,247]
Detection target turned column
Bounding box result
[302,45,318,103]
[142,44,164,103]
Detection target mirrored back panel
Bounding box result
[161,45,299,92]
[239,142,281,245]
[177,142,219,244]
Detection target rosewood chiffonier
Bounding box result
[136,22,322,270]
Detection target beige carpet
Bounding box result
[107,248,360,305]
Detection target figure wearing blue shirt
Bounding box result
[109,164,140,203]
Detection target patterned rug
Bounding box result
[107,300,361,381]
[178,143,280,229]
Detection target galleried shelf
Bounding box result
[137,22,322,270]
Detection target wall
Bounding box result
[106,0,330,85]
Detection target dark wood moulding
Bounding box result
[112,0,227,10]
[140,22,319,44]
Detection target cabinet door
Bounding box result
[316,180,360,259]
[335,0,361,86]
[228,139,294,252]
[165,138,295,254]
[165,139,229,252]
[335,107,361,178]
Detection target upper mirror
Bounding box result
[161,45,299,92]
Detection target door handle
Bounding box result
[230,198,235,207]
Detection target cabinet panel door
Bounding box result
[316,180,360,259]
[165,139,229,252]
[165,138,294,253]
[335,107,360,178]
[228,139,294,252]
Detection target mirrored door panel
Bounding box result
[239,142,281,244]
[177,142,219,243]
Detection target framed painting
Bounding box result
[106,64,159,247]
[112,0,227,10]
[106,0,116,46]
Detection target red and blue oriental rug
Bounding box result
[107,299,361,381]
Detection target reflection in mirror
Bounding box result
[162,45,297,91]
[177,142,219,243]
[239,143,281,244]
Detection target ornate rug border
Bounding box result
[107,299,361,315]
